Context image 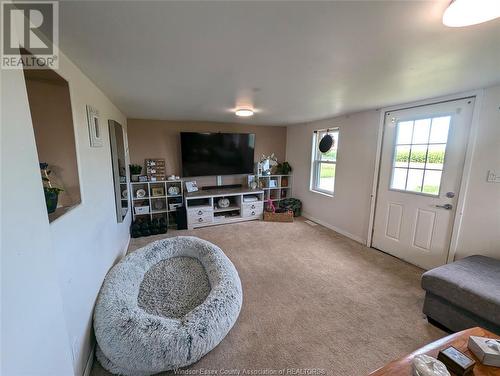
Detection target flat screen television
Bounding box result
[181,132,255,177]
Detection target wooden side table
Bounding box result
[369,327,500,375]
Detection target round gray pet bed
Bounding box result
[94,236,243,376]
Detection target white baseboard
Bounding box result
[302,212,366,244]
[83,342,95,376]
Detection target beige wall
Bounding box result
[455,85,500,260]
[2,48,130,376]
[286,111,380,243]
[286,86,500,261]
[128,119,287,186]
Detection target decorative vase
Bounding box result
[218,198,230,208]
[44,190,59,214]
[168,186,180,195]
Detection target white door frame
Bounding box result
[366,89,484,266]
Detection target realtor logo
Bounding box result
[1,1,59,69]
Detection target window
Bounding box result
[310,128,339,196]
[390,116,451,195]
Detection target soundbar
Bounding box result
[201,184,243,191]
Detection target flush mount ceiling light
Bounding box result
[443,0,500,27]
[235,108,254,117]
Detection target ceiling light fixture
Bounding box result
[235,108,254,117]
[443,0,500,27]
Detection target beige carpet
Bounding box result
[91,218,444,376]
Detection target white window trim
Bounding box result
[309,128,339,197]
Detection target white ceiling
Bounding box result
[59,1,500,125]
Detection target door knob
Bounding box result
[436,204,453,210]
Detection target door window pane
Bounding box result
[412,119,431,144]
[406,169,424,192]
[426,144,446,170]
[429,116,451,143]
[390,115,450,196]
[409,145,427,169]
[423,170,442,195]
[391,168,408,190]
[396,121,413,144]
[394,146,410,168]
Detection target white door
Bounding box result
[372,98,475,270]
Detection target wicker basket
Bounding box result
[263,210,294,222]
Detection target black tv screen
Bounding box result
[181,132,255,177]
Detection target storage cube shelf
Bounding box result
[129,180,184,228]
[257,174,292,203]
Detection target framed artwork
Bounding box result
[151,187,165,197]
[185,181,198,193]
[86,105,103,147]
[247,175,258,189]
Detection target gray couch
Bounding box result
[421,255,500,334]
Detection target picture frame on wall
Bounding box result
[86,105,103,147]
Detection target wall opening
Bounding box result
[23,68,81,222]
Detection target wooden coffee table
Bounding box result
[369,327,500,375]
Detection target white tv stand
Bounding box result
[185,188,265,229]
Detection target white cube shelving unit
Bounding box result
[129,180,184,227]
[257,174,292,204]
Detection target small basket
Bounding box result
[263,210,294,222]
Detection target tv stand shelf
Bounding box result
[185,188,265,229]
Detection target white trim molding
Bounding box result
[447,89,484,263]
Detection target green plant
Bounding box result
[40,163,64,214]
[44,187,64,194]
[276,161,292,174]
[129,164,142,175]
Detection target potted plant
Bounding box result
[40,163,64,214]
[276,161,292,186]
[129,164,142,182]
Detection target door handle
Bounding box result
[436,204,453,210]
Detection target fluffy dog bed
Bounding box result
[94,236,243,376]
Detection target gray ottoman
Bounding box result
[421,255,500,334]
